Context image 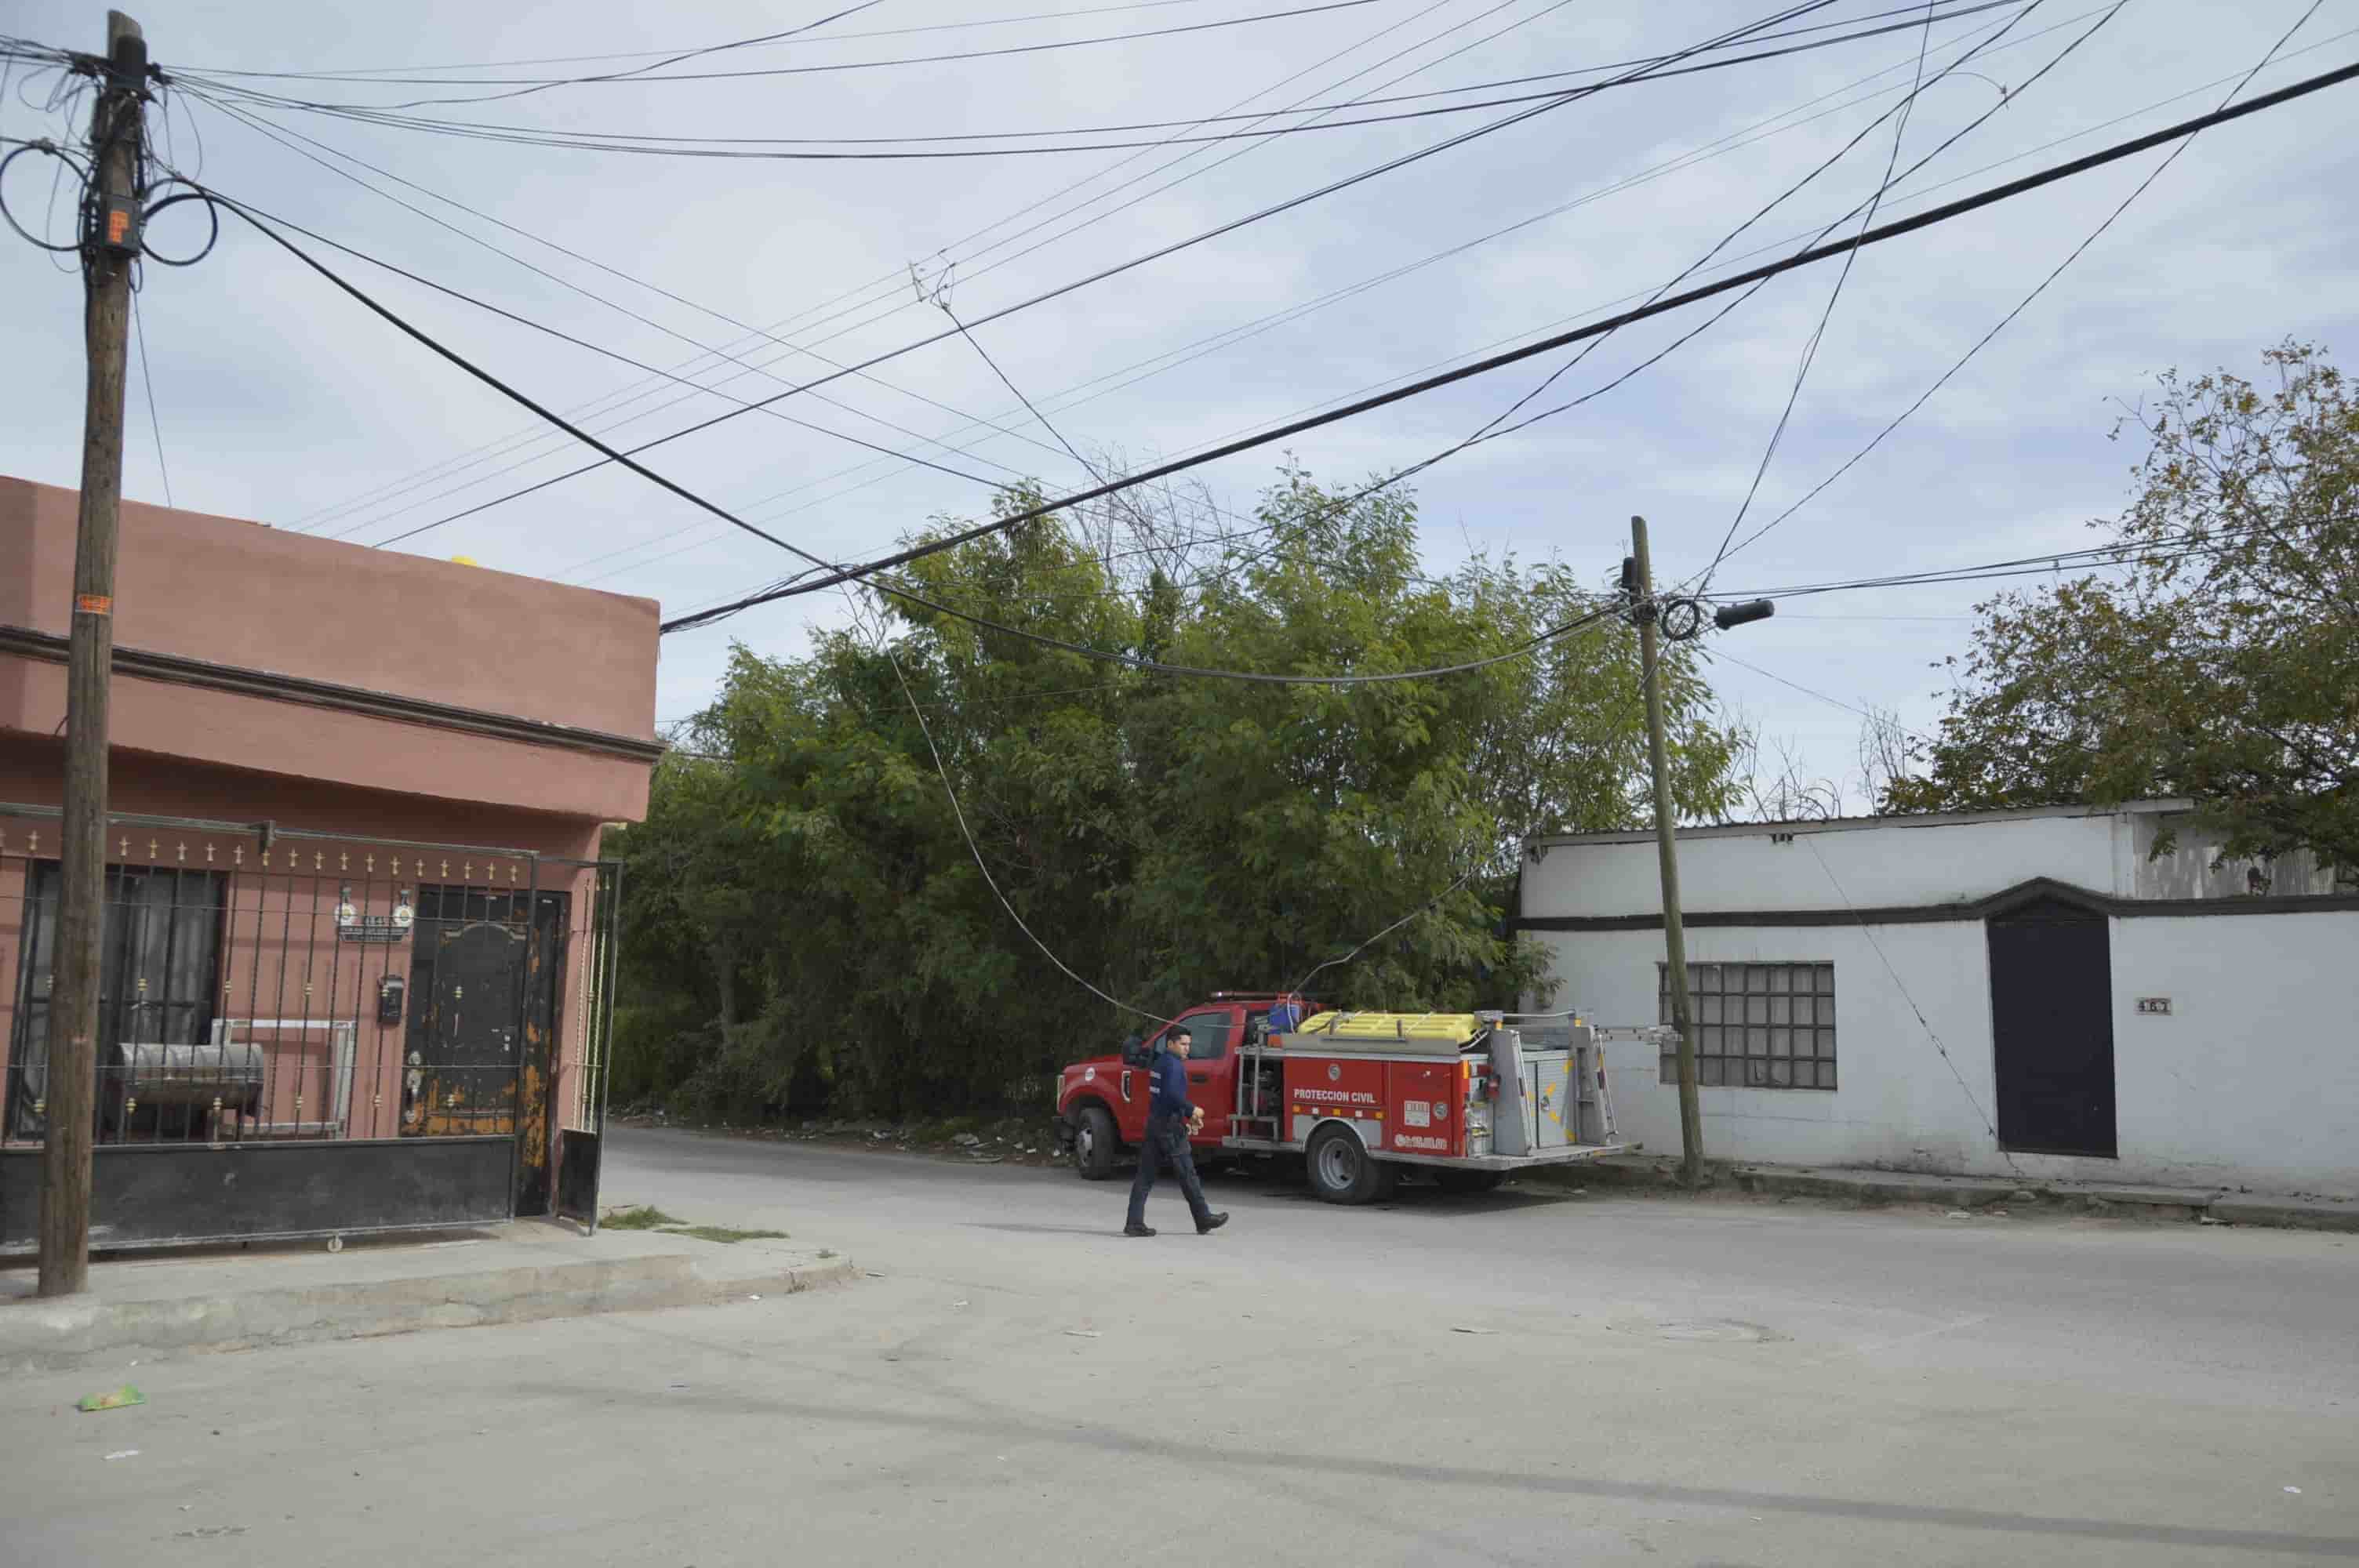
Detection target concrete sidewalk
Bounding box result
[1538,1154,2359,1229]
[0,1220,856,1374]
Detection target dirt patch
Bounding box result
[614,1113,1073,1170]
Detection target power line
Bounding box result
[411,8,2045,586]
[279,0,1853,557]
[181,183,1017,498]
[212,186,1640,690]
[208,99,1080,477]
[878,636,1176,1027]
[616,3,2146,601]
[671,57,2359,630]
[1138,0,2085,608]
[129,288,173,509]
[187,0,1390,110]
[1714,0,2334,571]
[177,1,1252,78]
[180,2,2023,161]
[214,0,1564,544]
[197,98,1060,520]
[1799,833,2022,1168]
[1704,0,1943,586]
[1432,0,2078,496]
[281,2,1849,551]
[209,0,1486,538]
[1708,517,2332,605]
[258,0,2009,140]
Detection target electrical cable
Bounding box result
[1714,0,2332,571]
[337,2,1856,552]
[202,1,889,114]
[675,55,2359,630]
[260,0,2014,141]
[179,2,2023,160]
[177,2,1253,78]
[195,0,1525,543]
[205,0,1388,111]
[879,636,1177,1028]
[207,184,1634,689]
[1703,0,1942,587]
[177,0,1971,81]
[598,3,2137,598]
[194,100,1051,511]
[235,0,1697,543]
[1705,516,2342,604]
[1798,833,2022,1168]
[655,10,2339,626]
[1438,0,2077,492]
[205,101,1072,480]
[937,301,1104,485]
[162,183,1013,494]
[1288,866,1483,997]
[131,288,174,508]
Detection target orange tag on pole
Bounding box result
[76,594,112,615]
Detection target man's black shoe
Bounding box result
[1124,1224,1156,1237]
[1196,1212,1230,1235]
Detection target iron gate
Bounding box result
[0,804,620,1251]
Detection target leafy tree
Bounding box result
[612,466,1744,1120]
[1885,342,2358,871]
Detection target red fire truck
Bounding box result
[1053,993,1633,1203]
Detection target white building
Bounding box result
[1518,802,2359,1196]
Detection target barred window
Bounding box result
[1659,963,1837,1090]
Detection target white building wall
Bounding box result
[2106,911,2359,1192]
[1524,808,2125,921]
[1524,808,2359,1196]
[1537,922,2012,1178]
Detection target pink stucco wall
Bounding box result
[0,476,660,821]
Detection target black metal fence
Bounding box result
[0,804,620,1250]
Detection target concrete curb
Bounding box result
[1525,1157,2359,1231]
[0,1251,859,1374]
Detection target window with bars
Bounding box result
[7,862,229,1140]
[1659,962,1837,1090]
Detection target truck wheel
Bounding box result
[1307,1124,1386,1205]
[1436,1170,1506,1195]
[1073,1105,1120,1181]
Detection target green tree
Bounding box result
[614,466,1744,1120]
[1886,342,2359,870]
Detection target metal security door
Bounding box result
[1987,899,2118,1158]
[403,922,525,1138]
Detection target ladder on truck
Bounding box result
[1516,1021,1623,1147]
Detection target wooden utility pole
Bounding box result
[1630,516,1705,1186]
[41,10,147,1298]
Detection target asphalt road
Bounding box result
[4,1127,2354,1567]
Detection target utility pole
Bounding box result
[41,10,147,1298]
[1628,517,1705,1185]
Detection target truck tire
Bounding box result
[1307,1124,1387,1205]
[1436,1169,1506,1195]
[1073,1105,1120,1181]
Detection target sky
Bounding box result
[3,0,2354,806]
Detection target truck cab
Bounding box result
[1055,993,1319,1181]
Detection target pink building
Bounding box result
[0,477,662,1247]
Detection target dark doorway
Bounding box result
[1986,898,2117,1158]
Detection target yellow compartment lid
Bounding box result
[1292,1011,1486,1045]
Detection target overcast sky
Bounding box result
[5,0,2354,801]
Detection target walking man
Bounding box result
[1124,1026,1229,1238]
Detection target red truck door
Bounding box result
[1165,1003,1241,1146]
